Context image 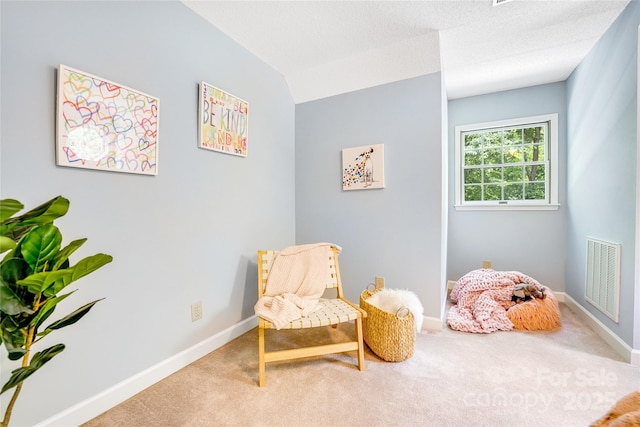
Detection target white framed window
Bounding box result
[454,114,559,210]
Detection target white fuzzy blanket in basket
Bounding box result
[447,269,544,333]
[366,289,424,332]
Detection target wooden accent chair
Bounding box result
[257,246,366,386]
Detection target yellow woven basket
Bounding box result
[360,289,416,362]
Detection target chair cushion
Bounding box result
[267,298,360,329]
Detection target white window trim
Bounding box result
[454,113,559,211]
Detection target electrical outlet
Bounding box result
[191,301,202,322]
[375,276,385,290]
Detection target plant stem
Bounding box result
[1,294,39,427]
[1,383,23,427]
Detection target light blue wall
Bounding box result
[295,74,446,318]
[0,1,295,425]
[566,0,639,347]
[2,0,638,424]
[447,82,568,291]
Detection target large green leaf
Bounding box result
[2,225,33,243]
[0,236,16,253]
[0,199,24,222]
[0,257,28,284]
[1,344,65,394]
[32,292,73,334]
[16,196,69,224]
[0,196,69,240]
[2,343,26,361]
[31,343,66,367]
[51,238,87,271]
[17,269,73,295]
[0,279,33,316]
[18,253,111,297]
[46,299,103,331]
[1,242,20,262]
[1,196,69,228]
[70,253,113,283]
[0,316,26,360]
[42,254,112,297]
[21,224,62,273]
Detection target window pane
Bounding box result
[525,164,545,181]
[524,126,544,144]
[523,144,544,162]
[483,167,502,183]
[504,183,523,200]
[483,131,502,147]
[484,148,502,165]
[504,166,523,182]
[464,168,482,184]
[503,147,522,163]
[484,184,502,200]
[525,182,545,200]
[464,133,482,149]
[503,129,522,146]
[464,150,482,166]
[537,144,545,160]
[465,185,482,201]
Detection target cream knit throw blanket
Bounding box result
[254,243,335,330]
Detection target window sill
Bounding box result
[454,204,560,211]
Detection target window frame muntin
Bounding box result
[454,114,559,211]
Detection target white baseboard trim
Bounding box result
[559,292,638,366]
[422,315,444,332]
[36,315,259,427]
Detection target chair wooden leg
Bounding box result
[355,317,365,371]
[258,325,266,387]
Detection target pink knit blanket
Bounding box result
[447,269,543,333]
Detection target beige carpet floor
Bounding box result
[83,303,639,427]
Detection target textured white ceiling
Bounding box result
[182,0,630,103]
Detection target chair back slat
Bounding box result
[258,246,341,298]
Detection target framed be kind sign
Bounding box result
[198,82,249,157]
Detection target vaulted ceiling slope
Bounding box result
[182,0,630,104]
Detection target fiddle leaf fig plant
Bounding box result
[0,196,112,427]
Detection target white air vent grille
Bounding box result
[585,237,620,322]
